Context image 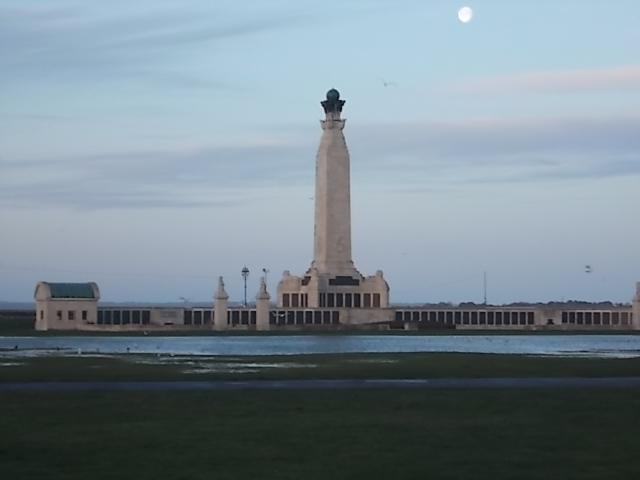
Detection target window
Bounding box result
[40,310,44,320]
[612,312,619,324]
[372,293,380,308]
[282,294,290,308]
[345,293,352,308]
[68,311,75,320]
[56,310,62,320]
[363,294,371,308]
[519,312,527,325]
[621,312,630,325]
[353,294,361,308]
[82,310,88,321]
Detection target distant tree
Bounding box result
[459,302,477,307]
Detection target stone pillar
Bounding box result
[213,276,228,331]
[256,276,270,331]
[632,282,640,330]
[311,88,358,277]
[305,269,320,308]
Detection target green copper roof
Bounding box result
[48,283,96,299]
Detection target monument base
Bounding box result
[276,268,389,309]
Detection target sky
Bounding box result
[1,0,639,305]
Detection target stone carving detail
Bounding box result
[215,275,229,301]
[321,88,345,114]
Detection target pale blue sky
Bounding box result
[1,0,639,304]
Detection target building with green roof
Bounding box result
[34,282,100,331]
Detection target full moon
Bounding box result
[458,6,473,23]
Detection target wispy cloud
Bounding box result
[450,65,640,94]
[0,1,394,91]
[0,2,323,90]
[3,114,639,209]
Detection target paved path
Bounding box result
[2,377,640,392]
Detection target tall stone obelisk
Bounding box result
[311,88,358,277]
[276,89,389,312]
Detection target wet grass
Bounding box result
[2,352,640,383]
[1,388,639,480]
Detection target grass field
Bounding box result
[1,388,640,480]
[3,336,640,478]
[2,352,640,382]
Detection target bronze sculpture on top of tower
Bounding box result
[321,88,345,115]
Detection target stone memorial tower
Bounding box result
[277,89,389,310]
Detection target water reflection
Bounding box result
[0,334,639,358]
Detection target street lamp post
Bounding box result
[241,266,250,306]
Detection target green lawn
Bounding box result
[2,352,640,382]
[1,388,639,480]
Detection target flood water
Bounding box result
[1,334,639,358]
